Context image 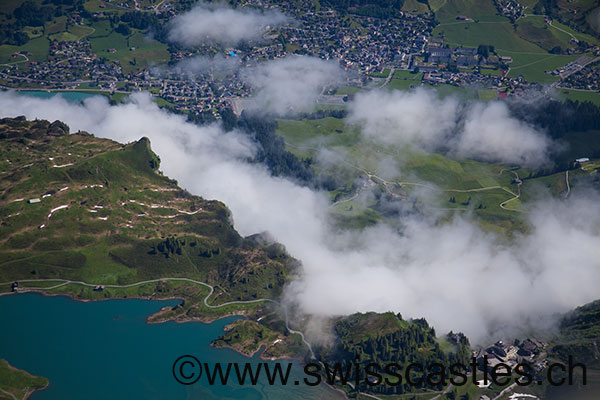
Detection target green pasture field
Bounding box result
[0,36,49,63]
[0,359,48,400]
[335,86,362,95]
[431,0,503,23]
[90,30,169,74]
[557,90,600,106]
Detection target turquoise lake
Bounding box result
[0,293,340,400]
[16,91,104,103]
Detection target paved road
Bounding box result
[379,67,396,88]
[547,20,576,41]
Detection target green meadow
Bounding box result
[430,0,503,23]
[0,359,48,400]
[557,90,600,106]
[433,18,586,83]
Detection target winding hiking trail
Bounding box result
[0,277,316,359]
[286,141,522,211]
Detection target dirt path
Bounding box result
[77,26,96,41]
[0,54,29,67]
[0,388,17,400]
[378,67,396,88]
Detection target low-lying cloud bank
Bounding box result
[348,89,552,167]
[1,91,598,344]
[168,2,289,47]
[243,55,345,115]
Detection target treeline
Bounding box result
[186,107,339,189]
[510,99,600,167]
[237,111,316,184]
[511,99,600,137]
[524,161,580,180]
[95,11,168,42]
[1,0,57,45]
[1,0,90,45]
[13,0,55,26]
[321,0,406,18]
[289,108,347,120]
[315,312,471,396]
[180,107,316,185]
[118,11,168,41]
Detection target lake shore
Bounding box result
[0,292,345,400]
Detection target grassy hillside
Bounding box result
[545,0,600,39]
[516,16,570,51]
[431,0,503,22]
[212,318,308,359]
[545,299,600,399]
[0,117,294,310]
[552,300,600,368]
[0,359,48,400]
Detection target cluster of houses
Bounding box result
[266,0,434,74]
[2,0,597,120]
[494,0,525,22]
[561,59,600,92]
[474,338,548,377]
[100,0,177,14]
[0,40,122,90]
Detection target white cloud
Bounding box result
[167,2,289,47]
[348,88,552,167]
[455,101,551,166]
[243,55,345,115]
[347,88,460,148]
